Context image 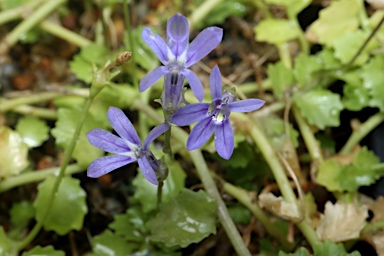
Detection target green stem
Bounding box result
[157,181,164,209]
[188,0,223,28]
[163,128,172,154]
[292,106,323,163]
[277,43,292,68]
[0,0,44,25]
[16,97,94,250]
[340,112,384,155]
[0,0,66,53]
[0,92,63,113]
[39,21,92,47]
[223,181,294,251]
[0,164,83,193]
[133,99,252,256]
[12,105,57,119]
[237,113,320,247]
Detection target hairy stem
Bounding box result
[0,92,63,113]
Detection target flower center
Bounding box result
[208,90,236,124]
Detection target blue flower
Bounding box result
[139,13,223,102]
[170,65,265,159]
[86,107,170,185]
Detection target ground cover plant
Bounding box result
[2,0,384,255]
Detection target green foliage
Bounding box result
[132,161,186,213]
[0,126,29,178]
[93,230,136,256]
[313,240,361,256]
[293,89,343,130]
[342,83,370,111]
[265,0,311,17]
[34,176,88,235]
[16,116,49,148]
[10,201,35,228]
[361,54,384,111]
[293,53,323,88]
[317,147,383,192]
[278,247,311,256]
[0,227,15,256]
[227,203,252,225]
[51,107,105,168]
[147,189,217,248]
[255,19,300,45]
[267,61,295,99]
[22,246,65,256]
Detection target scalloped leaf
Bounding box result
[313,240,361,256]
[147,189,217,248]
[267,61,295,99]
[34,176,88,235]
[93,230,136,256]
[22,246,65,256]
[293,53,323,88]
[361,54,384,111]
[16,116,49,148]
[293,89,343,130]
[255,19,300,45]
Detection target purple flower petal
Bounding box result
[170,103,210,126]
[229,99,266,112]
[210,65,222,100]
[214,119,234,159]
[181,69,204,102]
[107,107,141,145]
[167,14,189,57]
[87,155,135,178]
[139,66,168,92]
[187,117,215,150]
[142,28,169,65]
[144,122,170,149]
[87,128,130,154]
[186,26,223,67]
[138,157,158,185]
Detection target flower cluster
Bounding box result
[87,14,265,185]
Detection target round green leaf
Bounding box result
[147,189,217,248]
[16,116,49,148]
[255,19,300,45]
[0,126,29,178]
[10,201,35,228]
[293,89,343,130]
[22,246,65,256]
[93,230,136,256]
[34,176,88,235]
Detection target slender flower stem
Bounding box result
[223,181,294,251]
[233,112,320,247]
[0,0,66,54]
[278,43,292,68]
[133,99,252,256]
[188,0,223,28]
[292,106,324,163]
[0,92,63,113]
[340,112,384,155]
[157,181,164,209]
[16,97,94,250]
[0,164,83,193]
[163,128,172,154]
[12,105,57,120]
[39,21,92,47]
[0,0,44,25]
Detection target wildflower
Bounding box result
[86,107,170,185]
[170,65,265,159]
[140,13,223,102]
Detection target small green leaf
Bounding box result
[265,0,311,17]
[293,89,343,130]
[293,53,323,88]
[306,0,361,46]
[317,147,383,192]
[147,189,217,248]
[0,126,29,178]
[22,246,65,256]
[255,19,300,45]
[16,116,49,148]
[0,227,15,256]
[10,201,35,228]
[313,240,361,256]
[361,54,384,111]
[315,49,341,70]
[34,176,88,235]
[133,161,186,213]
[93,230,136,256]
[333,31,378,66]
[278,247,311,256]
[267,61,295,99]
[342,83,370,111]
[51,107,105,168]
[227,203,251,225]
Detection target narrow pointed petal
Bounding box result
[138,157,158,185]
[87,128,129,154]
[181,69,204,102]
[142,28,169,64]
[186,27,223,67]
[167,14,189,57]
[139,66,168,92]
[144,122,170,149]
[186,117,215,150]
[229,99,266,112]
[107,107,141,145]
[210,65,223,100]
[87,155,135,178]
[215,119,234,159]
[170,103,209,126]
